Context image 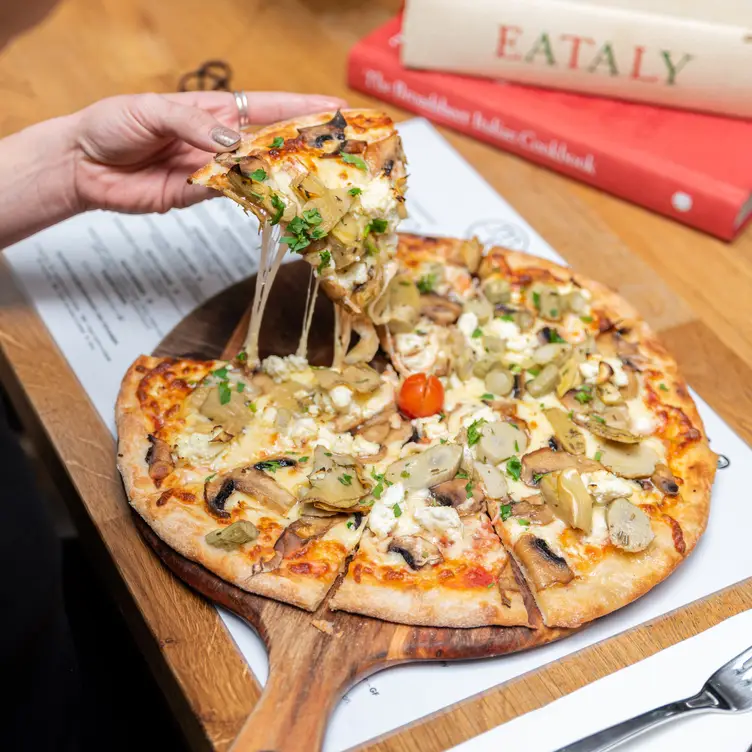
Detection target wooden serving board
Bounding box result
[148,260,573,752]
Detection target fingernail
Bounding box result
[211,126,241,148]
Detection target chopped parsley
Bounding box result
[324,452,333,457]
[269,137,284,148]
[400,470,411,478]
[416,273,437,294]
[236,382,245,393]
[366,218,388,234]
[236,350,247,362]
[481,393,495,401]
[257,459,288,473]
[212,366,229,379]
[317,250,332,274]
[348,187,362,196]
[392,503,402,518]
[338,474,353,486]
[514,440,520,452]
[372,482,384,500]
[371,469,385,482]
[299,456,308,463]
[549,330,567,344]
[342,153,368,170]
[506,457,522,481]
[500,503,512,521]
[465,481,474,498]
[205,473,216,483]
[439,438,448,444]
[269,193,285,225]
[499,313,515,322]
[509,364,522,373]
[574,385,593,404]
[527,365,542,377]
[218,381,232,405]
[471,327,483,338]
[248,402,257,413]
[249,168,267,181]
[346,520,354,529]
[580,315,594,324]
[467,418,487,447]
[456,470,469,479]
[567,410,574,420]
[594,451,602,462]
[532,291,541,310]
[517,519,530,528]
[532,472,545,484]
[659,383,669,392]
[487,582,495,589]
[592,414,606,424]
[282,210,325,253]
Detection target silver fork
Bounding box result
[555,644,752,752]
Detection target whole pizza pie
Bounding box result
[116,110,716,630]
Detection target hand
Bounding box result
[71,91,348,215]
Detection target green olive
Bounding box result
[206,520,259,551]
[526,363,560,398]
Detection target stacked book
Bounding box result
[348,1,752,240]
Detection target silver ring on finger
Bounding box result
[233,90,250,130]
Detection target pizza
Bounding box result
[117,112,715,630]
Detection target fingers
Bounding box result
[128,93,242,153]
[165,91,349,126]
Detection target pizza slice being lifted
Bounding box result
[190,109,407,369]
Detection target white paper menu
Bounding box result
[4,119,751,751]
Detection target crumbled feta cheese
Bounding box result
[261,406,278,426]
[457,311,479,340]
[414,506,463,540]
[581,506,609,546]
[352,435,381,456]
[289,417,318,440]
[369,483,406,537]
[414,414,449,441]
[174,430,224,463]
[605,358,629,387]
[580,360,600,383]
[358,177,396,213]
[340,261,369,287]
[486,318,537,354]
[261,354,308,383]
[394,330,440,373]
[461,405,497,429]
[582,470,634,504]
[329,385,353,410]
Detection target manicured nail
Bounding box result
[211,126,241,147]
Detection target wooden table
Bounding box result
[0,1,750,750]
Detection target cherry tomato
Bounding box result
[398,373,444,419]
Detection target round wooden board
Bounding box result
[147,260,573,752]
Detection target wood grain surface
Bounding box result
[0,1,751,751]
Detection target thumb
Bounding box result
[129,93,241,153]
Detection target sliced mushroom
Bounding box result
[596,328,639,359]
[474,462,509,499]
[463,297,494,324]
[544,408,585,455]
[420,294,462,325]
[205,467,297,518]
[651,463,680,496]
[205,520,259,551]
[477,421,528,465]
[302,446,370,511]
[431,478,484,516]
[273,515,343,557]
[539,468,593,533]
[460,237,484,274]
[514,535,574,589]
[364,131,405,176]
[521,447,602,486]
[511,495,555,525]
[607,498,655,552]
[388,536,443,569]
[527,363,560,398]
[355,405,396,444]
[598,442,659,479]
[595,361,614,385]
[146,435,174,486]
[297,110,348,153]
[481,276,511,305]
[345,316,379,364]
[585,417,642,444]
[485,368,514,396]
[497,559,520,591]
[386,443,462,489]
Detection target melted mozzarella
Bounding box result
[581,470,635,504]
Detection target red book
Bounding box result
[348,16,752,241]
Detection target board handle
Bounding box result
[229,641,353,752]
